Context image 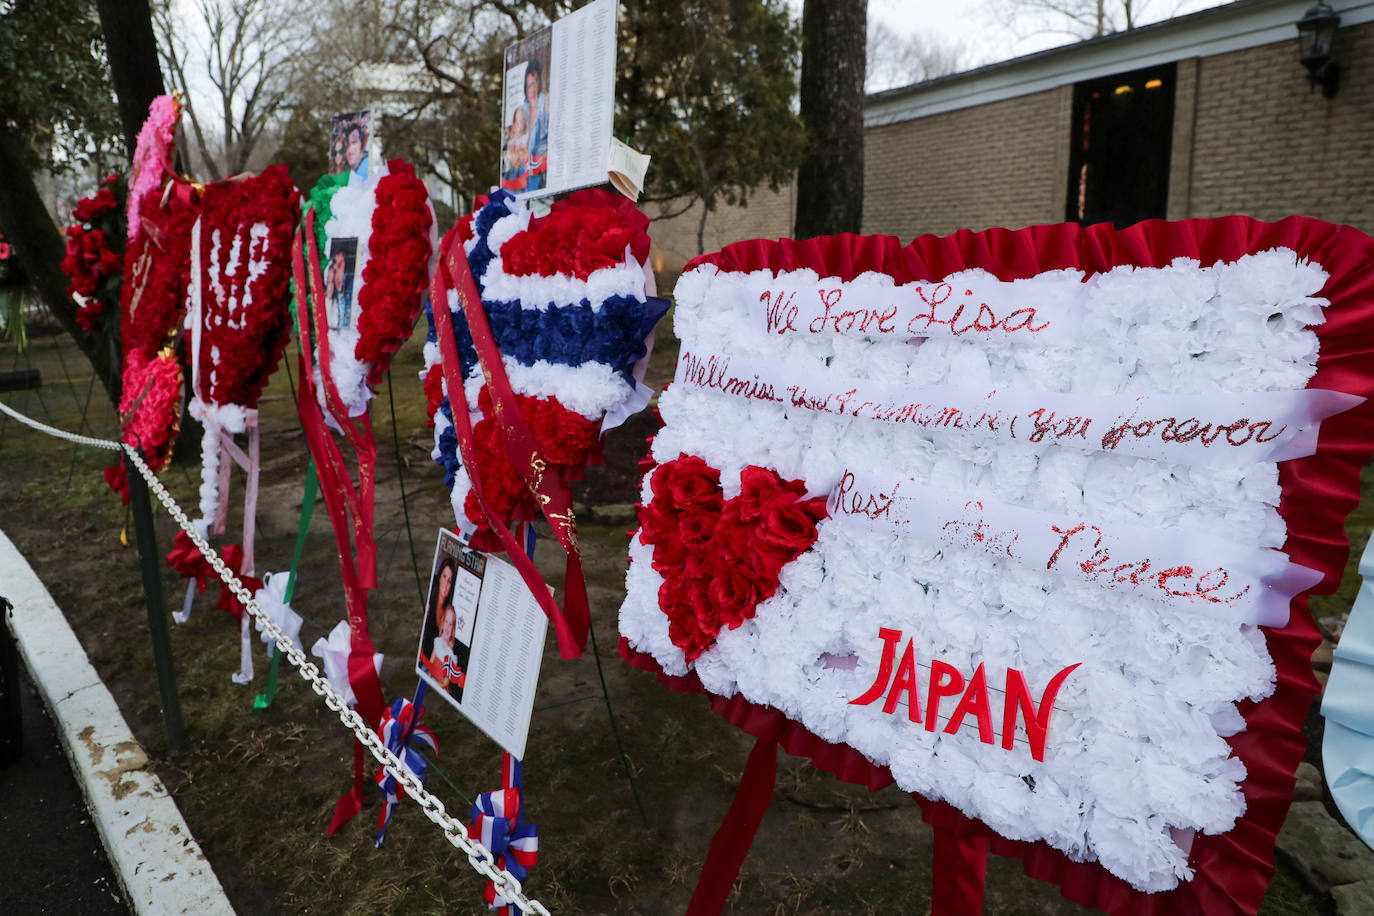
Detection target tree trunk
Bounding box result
[0,120,121,403]
[793,0,867,240]
[95,0,167,155]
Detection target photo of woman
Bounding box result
[416,537,481,704]
[522,57,549,191]
[500,31,551,195]
[420,555,469,695]
[329,130,346,175]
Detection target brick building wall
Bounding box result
[861,86,1072,239]
[1183,23,1374,231]
[649,16,1374,284]
[647,185,796,286]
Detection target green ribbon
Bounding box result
[254,459,320,712]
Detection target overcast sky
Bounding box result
[863,0,1232,70]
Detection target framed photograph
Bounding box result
[323,237,358,330]
[328,110,371,181]
[416,529,482,704]
[415,529,548,758]
[499,0,616,199]
[501,28,552,196]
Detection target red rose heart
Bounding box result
[637,454,828,663]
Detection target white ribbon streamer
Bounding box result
[253,571,304,660]
[827,466,1323,626]
[674,347,1362,468]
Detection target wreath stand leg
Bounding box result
[930,823,988,915]
[218,419,260,685]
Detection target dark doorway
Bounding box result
[1066,63,1177,228]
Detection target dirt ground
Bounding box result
[0,317,1350,915]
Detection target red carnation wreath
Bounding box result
[174,167,299,667]
[116,184,199,475]
[120,185,199,356]
[354,160,433,385]
[194,166,298,410]
[118,348,183,471]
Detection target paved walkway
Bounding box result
[0,528,233,916]
[0,661,124,914]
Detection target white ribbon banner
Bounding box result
[742,269,1088,345]
[674,348,1362,468]
[826,467,1322,627]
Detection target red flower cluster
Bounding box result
[196,166,299,409]
[118,349,183,473]
[120,184,199,355]
[500,204,640,280]
[462,386,601,548]
[636,455,828,663]
[61,175,126,330]
[356,161,433,386]
[73,179,118,224]
[422,363,445,427]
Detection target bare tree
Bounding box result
[867,20,968,93]
[997,0,1203,41]
[154,0,311,180]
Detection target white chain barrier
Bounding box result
[0,399,550,915]
[0,398,123,451]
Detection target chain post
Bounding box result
[124,445,190,758]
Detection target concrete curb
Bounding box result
[0,528,234,916]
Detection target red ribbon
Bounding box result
[326,740,367,838]
[430,233,589,658]
[214,543,261,620]
[685,736,777,916]
[297,210,380,589]
[292,214,388,830]
[166,529,215,592]
[931,823,989,915]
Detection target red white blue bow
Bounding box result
[470,753,539,911]
[373,691,438,847]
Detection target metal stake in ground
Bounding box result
[124,444,189,757]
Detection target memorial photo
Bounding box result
[328,110,371,181]
[501,30,551,194]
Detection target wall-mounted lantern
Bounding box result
[1297,1,1342,98]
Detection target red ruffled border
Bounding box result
[623,216,1374,915]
